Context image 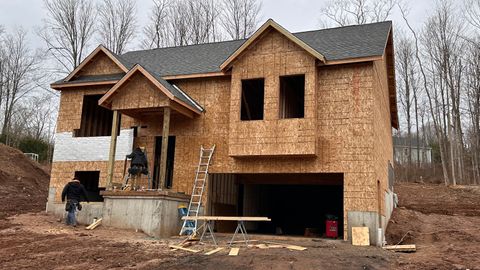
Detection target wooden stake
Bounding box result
[159,107,170,189]
[106,110,120,190]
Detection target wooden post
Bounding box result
[159,107,171,189]
[106,110,120,190]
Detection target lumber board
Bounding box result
[205,247,224,255]
[228,247,240,256]
[352,227,370,246]
[383,245,416,252]
[169,245,200,253]
[263,241,307,251]
[182,216,271,221]
[86,218,102,230]
[285,245,307,251]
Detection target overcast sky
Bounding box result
[0,0,436,50]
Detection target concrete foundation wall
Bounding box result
[347,211,380,245]
[102,195,189,238]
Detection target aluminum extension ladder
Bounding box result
[179,145,216,235]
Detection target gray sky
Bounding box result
[0,0,435,50]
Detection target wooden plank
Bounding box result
[158,107,170,189]
[263,241,307,251]
[86,218,102,230]
[285,245,307,251]
[205,247,224,255]
[383,245,416,252]
[106,110,120,190]
[352,227,370,246]
[228,247,239,256]
[169,245,200,253]
[181,216,271,221]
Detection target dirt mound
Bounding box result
[386,183,480,269]
[0,143,50,221]
[394,182,480,216]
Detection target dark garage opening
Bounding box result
[208,173,344,238]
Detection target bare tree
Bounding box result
[142,0,171,49]
[38,0,96,73]
[98,0,137,54]
[465,0,480,30]
[320,0,397,27]
[1,29,38,144]
[220,0,262,39]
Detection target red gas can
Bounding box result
[326,220,338,238]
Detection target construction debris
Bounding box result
[85,218,102,230]
[205,247,224,255]
[351,227,370,246]
[383,244,416,252]
[169,245,200,253]
[228,247,239,256]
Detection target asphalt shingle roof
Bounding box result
[120,21,391,76]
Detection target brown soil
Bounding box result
[0,144,478,269]
[386,183,480,270]
[0,144,50,227]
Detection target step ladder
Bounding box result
[179,145,216,235]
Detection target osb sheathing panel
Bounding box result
[110,72,170,111]
[50,161,125,202]
[76,51,124,76]
[56,86,135,133]
[122,63,379,215]
[372,58,394,216]
[51,43,392,239]
[228,29,317,156]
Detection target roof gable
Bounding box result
[64,45,129,82]
[99,64,203,115]
[220,19,326,71]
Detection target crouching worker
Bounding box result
[61,177,89,227]
[126,147,148,190]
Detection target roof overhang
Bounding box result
[220,19,327,71]
[385,27,398,129]
[98,64,202,117]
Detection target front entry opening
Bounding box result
[74,171,103,202]
[153,136,176,189]
[208,173,344,238]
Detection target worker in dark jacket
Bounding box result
[61,178,89,227]
[126,147,149,190]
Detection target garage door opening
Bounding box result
[208,173,343,238]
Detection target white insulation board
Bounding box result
[52,129,134,162]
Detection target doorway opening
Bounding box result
[153,136,176,189]
[74,171,104,202]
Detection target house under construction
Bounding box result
[46,19,398,244]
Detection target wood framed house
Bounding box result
[47,19,398,244]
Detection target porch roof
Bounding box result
[98,64,203,117]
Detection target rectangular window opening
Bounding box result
[74,171,104,202]
[75,94,120,137]
[279,75,305,119]
[241,78,265,121]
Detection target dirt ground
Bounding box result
[0,143,479,269]
[386,183,480,270]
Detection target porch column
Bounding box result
[159,107,171,189]
[106,110,120,190]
